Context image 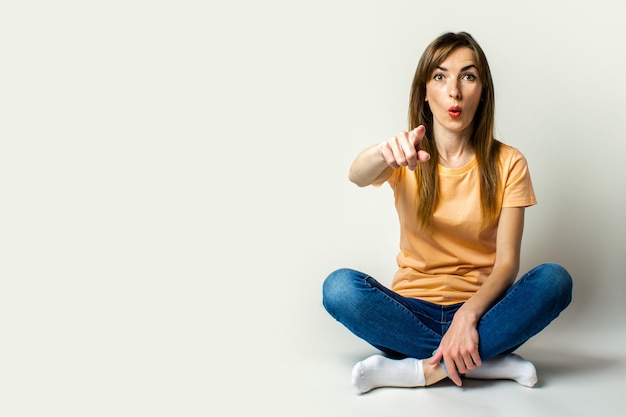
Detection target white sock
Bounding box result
[465,354,537,387]
[351,354,425,394]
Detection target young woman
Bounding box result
[322,32,572,394]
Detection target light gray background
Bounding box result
[2,1,625,416]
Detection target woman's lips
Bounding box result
[448,106,461,119]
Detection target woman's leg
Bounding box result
[322,268,449,393]
[323,264,572,391]
[476,262,573,360]
[322,268,441,359]
[459,262,573,386]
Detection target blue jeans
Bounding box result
[322,263,572,361]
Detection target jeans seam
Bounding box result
[364,276,441,340]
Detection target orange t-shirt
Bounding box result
[385,143,536,305]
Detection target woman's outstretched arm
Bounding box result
[349,125,430,187]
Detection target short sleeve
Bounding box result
[501,148,537,208]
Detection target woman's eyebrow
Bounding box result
[461,64,478,72]
[435,64,478,72]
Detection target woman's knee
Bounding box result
[322,268,363,315]
[535,262,573,308]
[323,268,356,302]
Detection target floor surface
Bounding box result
[278,303,626,417]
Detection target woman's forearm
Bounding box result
[348,144,393,187]
[349,127,429,187]
[457,263,519,323]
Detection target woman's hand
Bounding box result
[379,125,430,170]
[349,125,431,186]
[430,310,482,387]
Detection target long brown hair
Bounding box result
[408,32,501,228]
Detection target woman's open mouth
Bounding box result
[448,106,461,119]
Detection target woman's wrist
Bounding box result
[455,305,481,326]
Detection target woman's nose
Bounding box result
[449,80,461,99]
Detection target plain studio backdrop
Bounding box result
[1,1,625,416]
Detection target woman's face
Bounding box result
[425,47,483,138]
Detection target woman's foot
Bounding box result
[351,354,448,394]
[351,355,424,394]
[465,353,538,387]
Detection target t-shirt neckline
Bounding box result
[438,155,478,175]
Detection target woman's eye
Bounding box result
[433,73,444,81]
[462,73,477,81]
